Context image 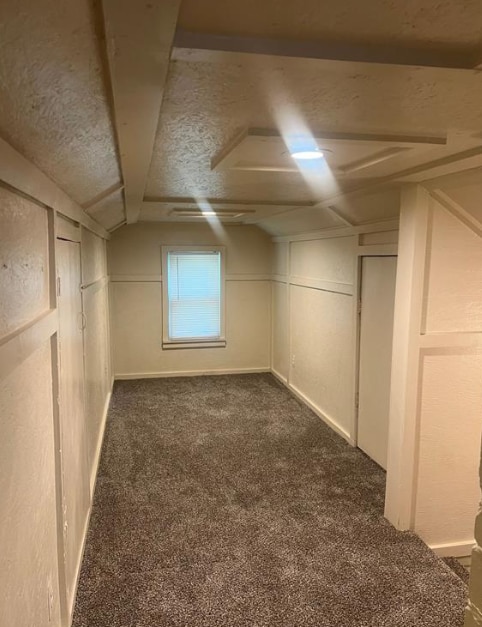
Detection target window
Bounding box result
[162,246,225,349]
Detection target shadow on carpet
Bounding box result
[73,374,467,627]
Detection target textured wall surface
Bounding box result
[425,205,482,333]
[414,199,482,551]
[0,343,61,627]
[0,196,62,626]
[108,223,272,377]
[0,177,112,625]
[0,187,49,337]
[415,353,482,546]
[387,186,482,563]
[271,235,357,440]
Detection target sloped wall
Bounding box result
[386,185,482,557]
[0,180,112,626]
[0,188,61,627]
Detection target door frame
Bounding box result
[53,217,88,624]
[351,243,398,451]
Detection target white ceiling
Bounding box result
[1,0,482,236]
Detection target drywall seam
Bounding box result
[114,367,271,380]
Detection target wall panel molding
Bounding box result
[289,275,353,296]
[273,219,400,243]
[0,310,58,381]
[110,273,272,283]
[0,137,109,239]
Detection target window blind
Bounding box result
[166,251,222,340]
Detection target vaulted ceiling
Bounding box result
[1,0,482,235]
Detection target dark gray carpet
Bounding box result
[73,374,467,627]
[443,558,471,585]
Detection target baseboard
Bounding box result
[68,507,91,622]
[114,367,271,380]
[89,386,113,495]
[430,540,475,558]
[272,370,354,445]
[271,368,288,385]
[69,380,113,626]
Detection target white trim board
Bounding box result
[70,378,113,624]
[89,387,113,495]
[271,369,354,445]
[429,540,475,558]
[289,275,354,296]
[109,273,272,283]
[271,368,288,386]
[0,137,109,239]
[115,367,271,380]
[272,219,400,243]
[0,309,58,381]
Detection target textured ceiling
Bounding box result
[1,0,482,235]
[146,51,482,206]
[178,0,482,51]
[0,0,120,206]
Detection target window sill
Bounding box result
[162,339,227,350]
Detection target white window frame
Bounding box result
[161,245,226,349]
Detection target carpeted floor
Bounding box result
[73,374,467,627]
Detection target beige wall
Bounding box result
[271,229,398,444]
[0,182,111,626]
[108,222,272,378]
[386,185,482,556]
[272,234,356,441]
[0,188,61,627]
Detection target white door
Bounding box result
[57,238,90,614]
[357,256,397,469]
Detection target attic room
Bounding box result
[1,1,482,626]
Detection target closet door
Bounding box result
[357,256,397,469]
[57,238,90,613]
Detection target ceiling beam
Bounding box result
[173,31,479,71]
[101,0,180,223]
[83,182,124,212]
